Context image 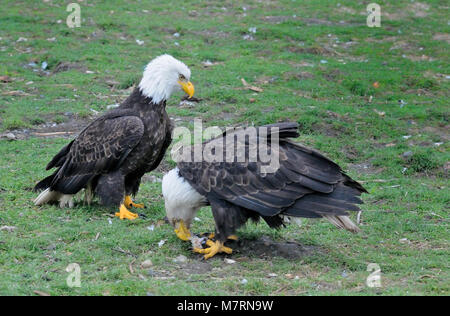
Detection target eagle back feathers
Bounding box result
[177,122,366,221]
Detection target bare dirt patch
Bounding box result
[33,118,89,136]
[211,110,237,122]
[381,39,434,62]
[261,15,291,24]
[423,71,450,83]
[409,2,430,18]
[433,33,450,44]
[347,162,385,175]
[52,62,86,74]
[287,60,315,68]
[422,125,450,142]
[283,71,315,81]
[321,69,343,81]
[389,40,419,52]
[190,29,232,39]
[178,262,213,275]
[225,235,321,259]
[287,45,338,57]
[384,2,430,20]
[337,6,357,15]
[312,121,349,137]
[403,54,435,62]
[5,117,91,140]
[302,18,342,26]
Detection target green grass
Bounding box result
[0,0,448,296]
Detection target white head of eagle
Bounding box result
[139,54,194,104]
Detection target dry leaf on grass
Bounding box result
[202,60,223,67]
[241,78,263,93]
[374,109,385,117]
[129,259,136,274]
[248,86,263,93]
[0,226,17,232]
[0,75,13,82]
[2,90,31,96]
[140,260,153,269]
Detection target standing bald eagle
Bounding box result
[34,54,194,220]
[162,122,367,259]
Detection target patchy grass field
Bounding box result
[0,0,448,296]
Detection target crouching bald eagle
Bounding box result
[34,54,194,220]
[162,122,367,259]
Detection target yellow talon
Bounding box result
[174,220,191,241]
[193,240,233,259]
[207,233,238,241]
[124,195,145,209]
[115,204,139,220]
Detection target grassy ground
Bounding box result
[0,0,448,296]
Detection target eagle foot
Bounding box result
[194,240,233,260]
[207,233,238,241]
[124,195,145,209]
[174,220,191,241]
[115,204,139,220]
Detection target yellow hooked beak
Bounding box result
[178,80,195,98]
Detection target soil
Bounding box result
[224,235,320,260]
[4,117,91,140]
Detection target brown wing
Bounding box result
[48,113,144,194]
[178,123,365,218]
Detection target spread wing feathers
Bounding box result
[178,122,366,220]
[35,115,144,194]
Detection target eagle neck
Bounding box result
[119,87,167,111]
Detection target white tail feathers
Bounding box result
[34,188,74,208]
[323,215,361,233]
[34,188,57,205]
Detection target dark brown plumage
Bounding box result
[175,122,367,244]
[34,54,194,218]
[34,87,172,208]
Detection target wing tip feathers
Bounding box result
[323,215,361,233]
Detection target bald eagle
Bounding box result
[34,54,194,220]
[162,122,367,259]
